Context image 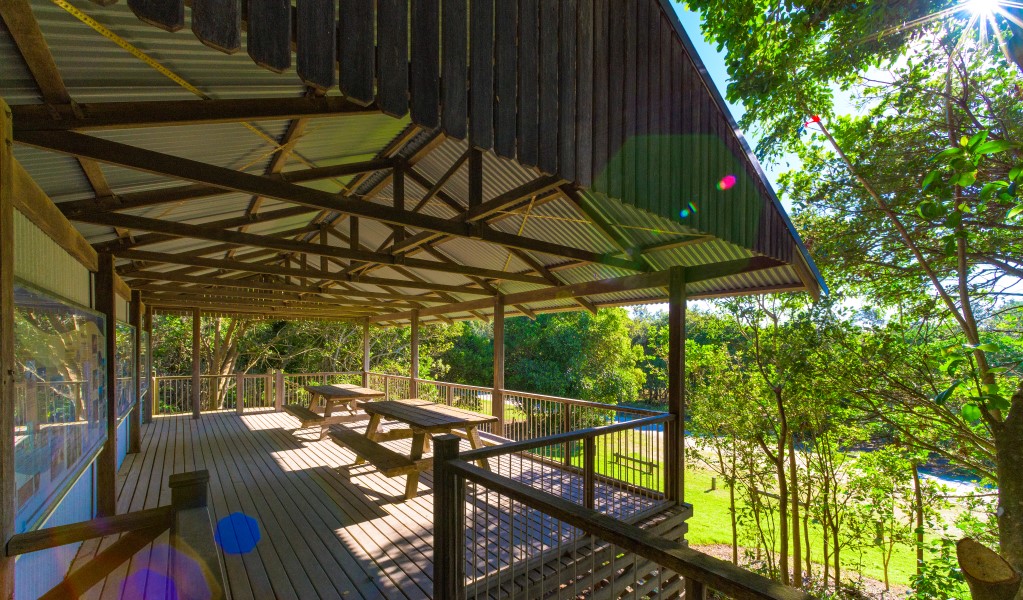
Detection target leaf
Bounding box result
[1009,206,1023,219]
[987,395,1011,411]
[941,357,965,375]
[974,140,1020,155]
[961,403,981,421]
[986,366,1009,374]
[975,343,998,352]
[930,147,963,162]
[1010,166,1022,181]
[921,170,941,191]
[942,236,957,257]
[917,201,944,220]
[967,131,989,149]
[982,383,999,395]
[956,171,977,187]
[979,181,1007,200]
[934,380,961,405]
[960,135,969,147]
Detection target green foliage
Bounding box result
[906,537,969,600]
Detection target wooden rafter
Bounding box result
[19,130,636,269]
[10,96,379,131]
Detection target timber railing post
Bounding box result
[95,253,118,517]
[584,436,596,509]
[684,578,708,600]
[274,370,284,412]
[666,266,687,504]
[143,305,153,424]
[361,317,370,388]
[191,308,200,418]
[410,310,420,398]
[433,435,466,600]
[563,404,572,466]
[129,290,142,453]
[235,372,244,415]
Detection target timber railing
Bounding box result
[5,470,226,599]
[434,430,811,600]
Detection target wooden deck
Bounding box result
[69,410,667,599]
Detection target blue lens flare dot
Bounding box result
[215,512,261,555]
[679,202,698,219]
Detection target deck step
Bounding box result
[329,427,427,478]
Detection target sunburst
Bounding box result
[860,0,1023,64]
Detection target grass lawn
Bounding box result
[684,467,928,588]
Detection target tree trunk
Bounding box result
[804,482,812,581]
[957,538,1022,600]
[913,461,925,576]
[789,433,802,587]
[994,391,1023,578]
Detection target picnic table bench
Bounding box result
[330,398,498,500]
[283,384,384,439]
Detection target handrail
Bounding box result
[449,457,812,600]
[503,388,664,415]
[459,413,674,462]
[5,470,226,599]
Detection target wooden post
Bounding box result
[1,97,17,599]
[493,295,506,435]
[684,578,707,600]
[95,253,118,517]
[361,317,370,387]
[410,310,419,398]
[584,436,596,509]
[274,370,284,412]
[433,435,466,600]
[563,405,572,466]
[666,266,686,504]
[191,307,200,419]
[143,304,153,424]
[169,470,226,599]
[128,290,142,453]
[235,372,244,415]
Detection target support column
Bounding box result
[128,290,142,454]
[143,304,153,424]
[1,98,17,598]
[493,295,506,435]
[95,253,118,517]
[191,307,200,419]
[409,310,419,398]
[361,317,370,387]
[666,267,686,504]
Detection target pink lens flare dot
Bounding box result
[717,175,737,191]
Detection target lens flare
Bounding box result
[717,175,737,190]
[215,512,261,555]
[679,202,699,219]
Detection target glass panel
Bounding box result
[115,322,136,419]
[13,283,107,531]
[139,330,150,398]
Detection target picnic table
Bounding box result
[330,399,497,500]
[283,384,384,439]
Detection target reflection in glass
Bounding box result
[13,283,107,531]
[116,322,137,420]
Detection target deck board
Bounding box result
[72,410,666,599]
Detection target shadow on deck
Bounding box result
[70,410,670,600]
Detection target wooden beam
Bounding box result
[0,99,15,600]
[370,257,784,323]
[58,159,396,219]
[638,234,715,255]
[117,252,494,296]
[151,298,368,319]
[95,254,118,516]
[141,295,381,315]
[120,269,451,302]
[92,206,317,254]
[191,308,201,419]
[10,96,380,131]
[131,282,429,307]
[17,129,627,266]
[76,212,552,285]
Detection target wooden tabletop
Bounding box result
[361,399,497,432]
[303,384,385,400]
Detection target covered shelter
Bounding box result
[0,0,823,598]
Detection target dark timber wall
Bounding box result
[126,0,794,264]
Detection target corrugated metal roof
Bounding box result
[1,0,821,323]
